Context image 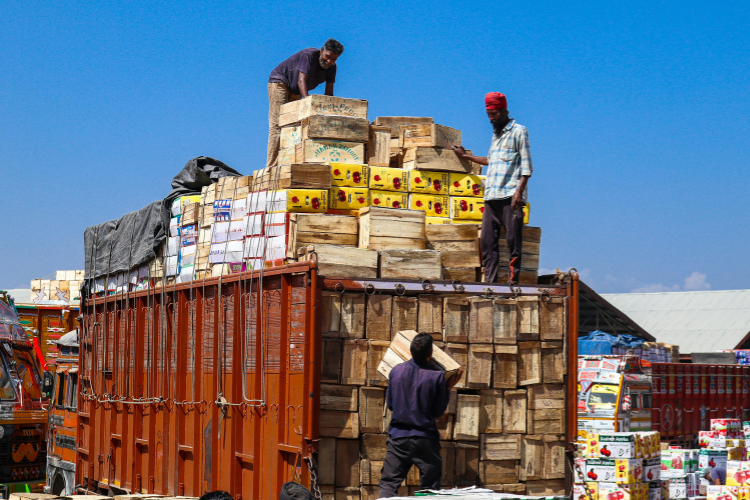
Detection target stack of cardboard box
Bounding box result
[30,270,85,304]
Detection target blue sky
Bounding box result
[1,0,748,293]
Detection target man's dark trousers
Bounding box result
[481,198,523,284]
[378,437,441,497]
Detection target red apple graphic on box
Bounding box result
[709,459,716,467]
[600,446,611,457]
[647,470,654,479]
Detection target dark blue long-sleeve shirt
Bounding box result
[386,358,450,439]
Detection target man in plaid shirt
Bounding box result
[452,92,532,284]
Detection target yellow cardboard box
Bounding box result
[267,189,328,213]
[368,190,408,209]
[450,196,485,220]
[330,163,369,187]
[407,170,449,195]
[368,166,408,192]
[329,187,369,210]
[449,173,485,197]
[408,194,449,217]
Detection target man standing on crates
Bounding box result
[378,333,463,497]
[267,39,345,167]
[452,92,533,285]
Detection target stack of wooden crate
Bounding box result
[316,291,567,500]
[30,270,85,304]
[494,226,542,285]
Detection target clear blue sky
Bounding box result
[1,0,748,293]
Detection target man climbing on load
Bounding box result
[378,333,463,497]
[267,39,344,167]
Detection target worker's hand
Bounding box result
[511,193,523,211]
[451,145,468,158]
[446,368,464,390]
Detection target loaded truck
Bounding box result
[75,266,581,499]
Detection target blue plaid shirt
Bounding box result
[485,119,533,201]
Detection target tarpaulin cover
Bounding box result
[578,330,646,355]
[83,156,240,279]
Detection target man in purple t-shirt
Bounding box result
[267,39,344,167]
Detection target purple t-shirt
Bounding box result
[269,48,337,95]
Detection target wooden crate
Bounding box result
[359,386,386,433]
[302,115,370,143]
[528,384,565,410]
[295,140,367,164]
[365,295,391,341]
[402,147,474,173]
[286,214,359,259]
[467,344,493,388]
[529,408,565,435]
[525,480,565,496]
[280,124,301,149]
[479,389,503,433]
[479,460,519,484]
[297,244,378,278]
[257,164,332,191]
[468,297,493,343]
[480,434,521,461]
[391,296,417,339]
[493,299,518,345]
[542,435,565,479]
[360,433,388,460]
[443,297,470,343]
[359,207,426,250]
[279,95,368,127]
[441,268,477,282]
[320,384,358,411]
[335,439,361,487]
[400,123,462,149]
[519,435,544,481]
[540,296,565,341]
[417,295,443,335]
[437,414,454,440]
[318,438,336,485]
[365,341,390,387]
[516,296,540,341]
[497,268,538,285]
[518,341,542,386]
[440,441,456,486]
[455,394,480,441]
[341,339,368,385]
[359,460,383,485]
[321,291,342,338]
[379,250,440,280]
[367,125,391,166]
[340,293,365,339]
[541,341,565,384]
[455,442,480,486]
[444,343,467,388]
[372,116,434,138]
[503,389,527,433]
[322,339,342,383]
[320,412,359,439]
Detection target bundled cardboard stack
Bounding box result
[30,270,85,304]
[575,431,663,500]
[317,291,568,499]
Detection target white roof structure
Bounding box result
[602,290,750,354]
[4,289,32,304]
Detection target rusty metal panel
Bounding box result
[78,264,318,500]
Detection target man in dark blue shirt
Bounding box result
[267,39,344,167]
[379,333,463,498]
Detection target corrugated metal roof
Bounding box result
[601,289,750,353]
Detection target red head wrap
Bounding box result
[485,92,507,110]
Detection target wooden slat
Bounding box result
[366,341,390,387]
[479,389,503,434]
[367,125,391,166]
[493,345,518,389]
[366,295,392,341]
[529,408,565,435]
[541,341,564,384]
[302,115,369,142]
[321,291,342,338]
[401,123,462,149]
[379,250,440,280]
[467,344,493,388]
[480,434,521,461]
[528,384,566,410]
[516,296,540,341]
[359,386,386,433]
[437,413,454,440]
[441,267,477,282]
[300,244,378,278]
[503,389,527,433]
[320,384,358,412]
[360,459,383,485]
[443,297,470,343]
[402,147,474,173]
[540,297,565,341]
[320,412,359,439]
[335,486,360,500]
[525,480,565,496]
[340,293,365,339]
[440,441,456,487]
[417,295,443,335]
[455,442,480,486]
[322,339,342,383]
[454,394,480,441]
[373,116,434,138]
[391,296,418,339]
[341,340,368,385]
[359,207,426,250]
[468,297,493,343]
[493,299,518,345]
[280,95,368,126]
[441,251,480,268]
[519,435,545,481]
[542,435,565,479]
[518,341,542,386]
[318,438,336,485]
